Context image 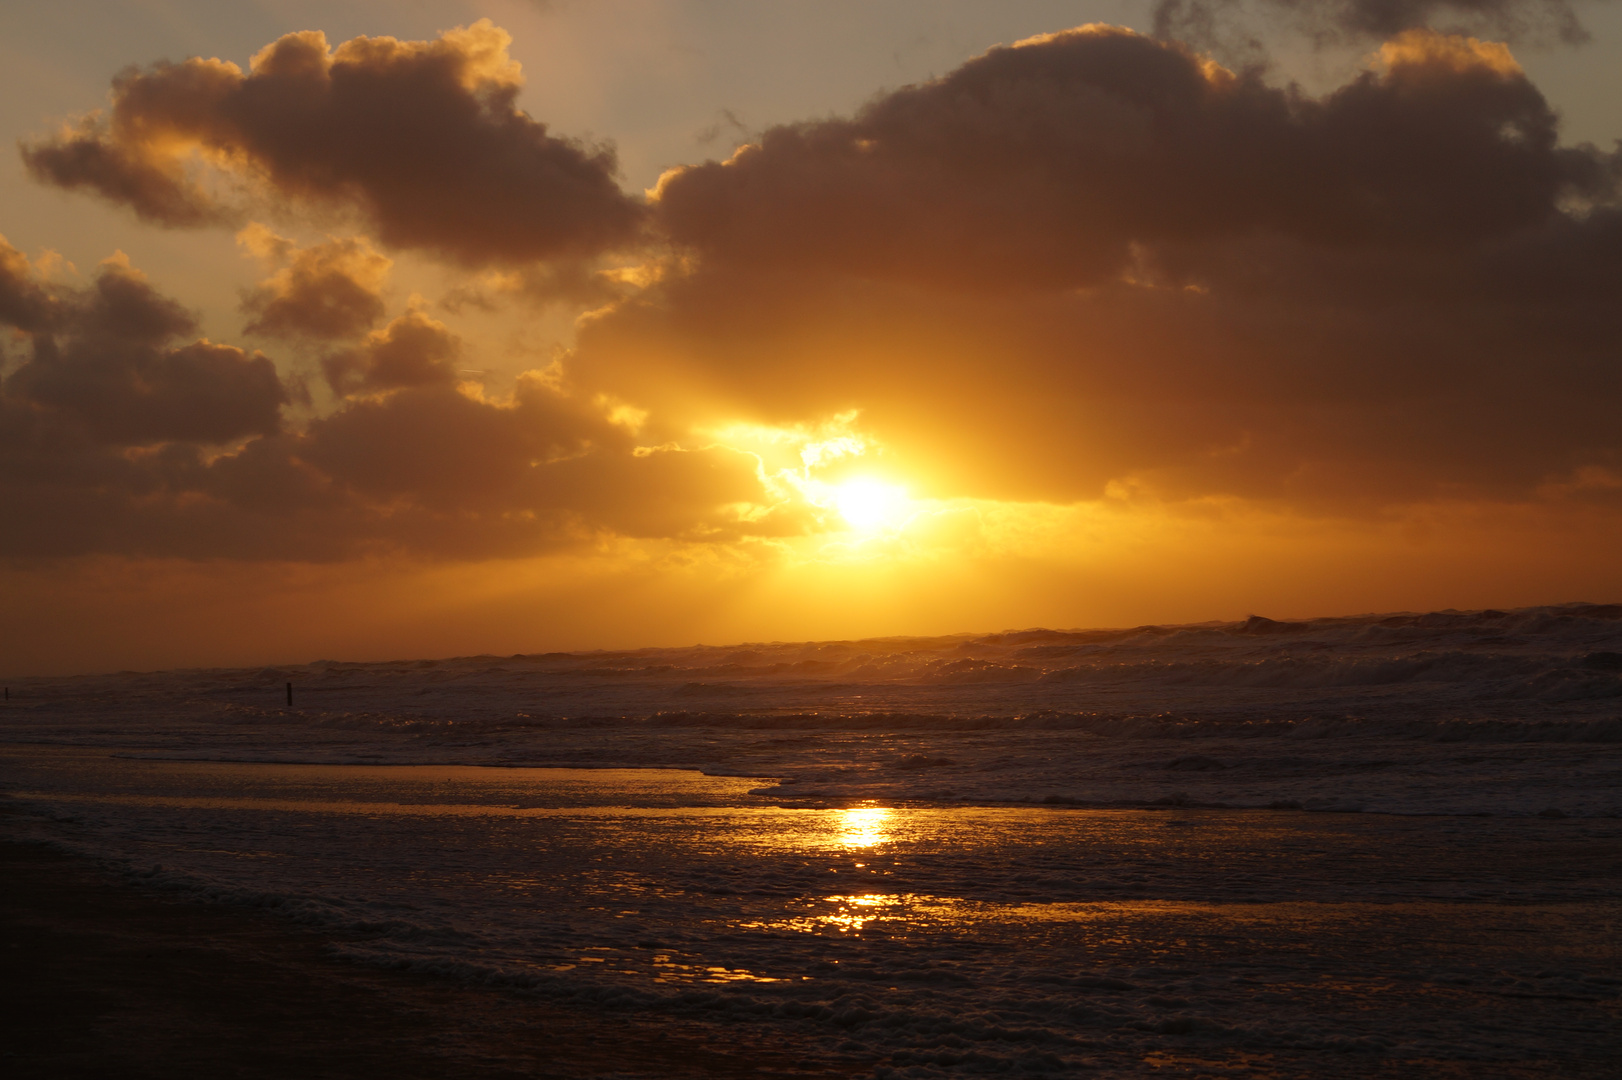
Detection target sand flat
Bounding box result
[0,826,853,1079]
[5,749,1620,1077]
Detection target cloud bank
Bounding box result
[607,26,1621,506]
[0,237,770,560]
[1153,0,1594,53]
[6,20,1622,572]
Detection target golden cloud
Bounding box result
[238,226,392,342]
[22,20,644,266]
[3,21,1620,585]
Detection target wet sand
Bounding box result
[0,828,853,1079]
[7,816,1621,1079]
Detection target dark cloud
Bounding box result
[0,247,776,560]
[577,27,1622,507]
[239,226,390,341]
[3,254,287,445]
[21,21,644,266]
[0,381,773,561]
[0,236,62,334]
[1152,0,1592,53]
[21,115,236,229]
[320,310,460,396]
[652,28,1607,293]
[287,379,772,546]
[7,22,1622,566]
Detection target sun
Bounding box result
[833,477,910,531]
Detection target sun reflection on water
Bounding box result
[818,893,894,933]
[837,806,893,848]
[738,892,923,935]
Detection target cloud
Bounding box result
[0,245,778,560]
[651,27,1605,293]
[320,309,460,395]
[6,23,1622,569]
[21,115,237,230]
[577,27,1621,508]
[438,262,637,315]
[280,375,778,547]
[0,381,774,561]
[0,236,62,334]
[239,225,391,341]
[1152,0,1593,53]
[2,252,287,445]
[21,21,645,266]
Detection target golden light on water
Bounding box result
[818,893,895,933]
[837,806,893,848]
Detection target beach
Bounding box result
[4,605,1621,1077]
[0,825,847,1079]
[5,800,1617,1078]
[6,5,1622,1073]
[3,756,1618,1077]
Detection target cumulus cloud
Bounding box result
[0,237,62,334]
[651,27,1606,291]
[239,225,391,341]
[21,21,644,266]
[321,309,460,395]
[1153,0,1593,53]
[9,21,1622,567]
[578,27,1622,507]
[2,250,287,445]
[0,379,773,560]
[0,244,779,560]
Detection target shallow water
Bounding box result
[5,601,1622,820]
[4,745,1618,1077]
[4,603,1621,1074]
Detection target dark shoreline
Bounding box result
[8,797,1622,1079]
[0,829,853,1079]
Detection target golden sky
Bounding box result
[3,0,1621,674]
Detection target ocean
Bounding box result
[3,602,1620,1076]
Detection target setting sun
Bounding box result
[832,478,910,531]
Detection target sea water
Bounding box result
[3,603,1620,1074]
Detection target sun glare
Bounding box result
[837,807,893,848]
[833,478,910,531]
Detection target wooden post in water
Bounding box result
[285,681,292,708]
